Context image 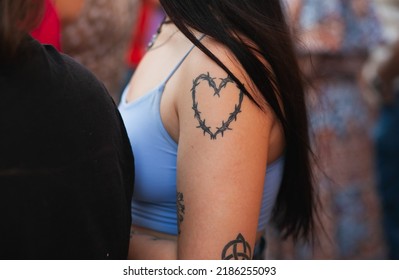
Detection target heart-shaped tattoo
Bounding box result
[191,72,244,140]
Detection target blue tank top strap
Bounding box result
[163,34,206,85]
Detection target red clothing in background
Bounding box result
[127,2,164,69]
[31,0,61,51]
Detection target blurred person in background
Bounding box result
[126,0,164,72]
[122,0,164,90]
[58,0,139,103]
[31,0,84,51]
[0,0,134,259]
[266,0,386,259]
[364,0,399,260]
[54,0,85,26]
[31,0,61,50]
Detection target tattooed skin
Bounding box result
[177,192,185,235]
[191,72,244,140]
[221,233,252,260]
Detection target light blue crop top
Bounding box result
[118,40,284,235]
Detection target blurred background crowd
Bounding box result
[31,0,399,259]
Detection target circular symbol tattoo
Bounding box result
[221,233,252,260]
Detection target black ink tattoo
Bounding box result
[177,192,185,235]
[221,233,252,260]
[191,72,244,140]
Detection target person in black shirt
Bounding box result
[0,0,134,259]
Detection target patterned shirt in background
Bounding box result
[61,0,139,103]
[265,0,387,260]
[294,0,382,54]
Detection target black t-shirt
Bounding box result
[0,37,134,259]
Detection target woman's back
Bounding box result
[0,37,134,259]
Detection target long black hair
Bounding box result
[159,0,315,241]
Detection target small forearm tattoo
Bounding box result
[177,192,185,235]
[191,72,244,140]
[221,233,252,260]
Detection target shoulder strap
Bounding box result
[163,34,206,85]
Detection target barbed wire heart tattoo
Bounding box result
[191,72,244,140]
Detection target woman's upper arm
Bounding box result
[175,66,273,260]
